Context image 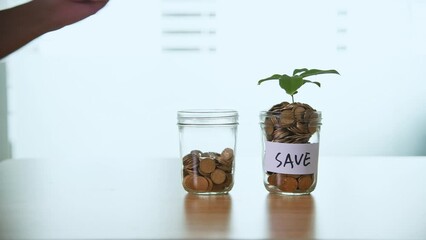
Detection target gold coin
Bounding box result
[211,169,226,184]
[199,158,216,174]
[298,174,313,191]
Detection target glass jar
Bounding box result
[178,110,238,194]
[260,108,321,195]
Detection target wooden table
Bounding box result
[1,156,426,239]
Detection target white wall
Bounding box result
[3,0,426,160]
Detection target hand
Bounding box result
[32,0,109,31]
[0,0,109,58]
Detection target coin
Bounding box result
[206,177,214,191]
[298,174,313,191]
[211,169,226,184]
[183,150,201,174]
[183,175,194,190]
[294,106,306,120]
[217,148,234,168]
[296,122,309,134]
[265,118,275,136]
[211,183,225,191]
[278,176,298,192]
[217,164,232,173]
[182,149,234,193]
[201,152,220,159]
[192,175,210,192]
[267,173,277,185]
[221,148,234,160]
[198,167,211,177]
[280,110,294,125]
[199,158,216,173]
[269,101,290,113]
[224,173,233,188]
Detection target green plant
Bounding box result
[258,68,340,103]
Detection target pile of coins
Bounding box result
[264,101,319,143]
[267,173,314,192]
[263,101,319,193]
[182,148,234,193]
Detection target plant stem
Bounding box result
[291,95,294,103]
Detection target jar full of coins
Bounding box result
[259,102,321,195]
[178,110,238,194]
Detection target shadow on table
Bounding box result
[183,194,232,239]
[267,194,315,239]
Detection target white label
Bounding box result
[264,142,319,175]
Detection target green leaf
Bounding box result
[303,80,321,88]
[258,74,282,85]
[299,69,340,78]
[257,67,339,103]
[293,68,308,76]
[279,75,304,95]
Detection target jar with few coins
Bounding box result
[178,110,238,194]
[259,106,322,195]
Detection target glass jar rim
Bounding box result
[259,110,322,124]
[178,109,238,125]
[259,110,322,115]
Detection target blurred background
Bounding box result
[1,0,426,161]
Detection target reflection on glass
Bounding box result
[267,194,315,239]
[184,194,232,239]
[0,62,11,161]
